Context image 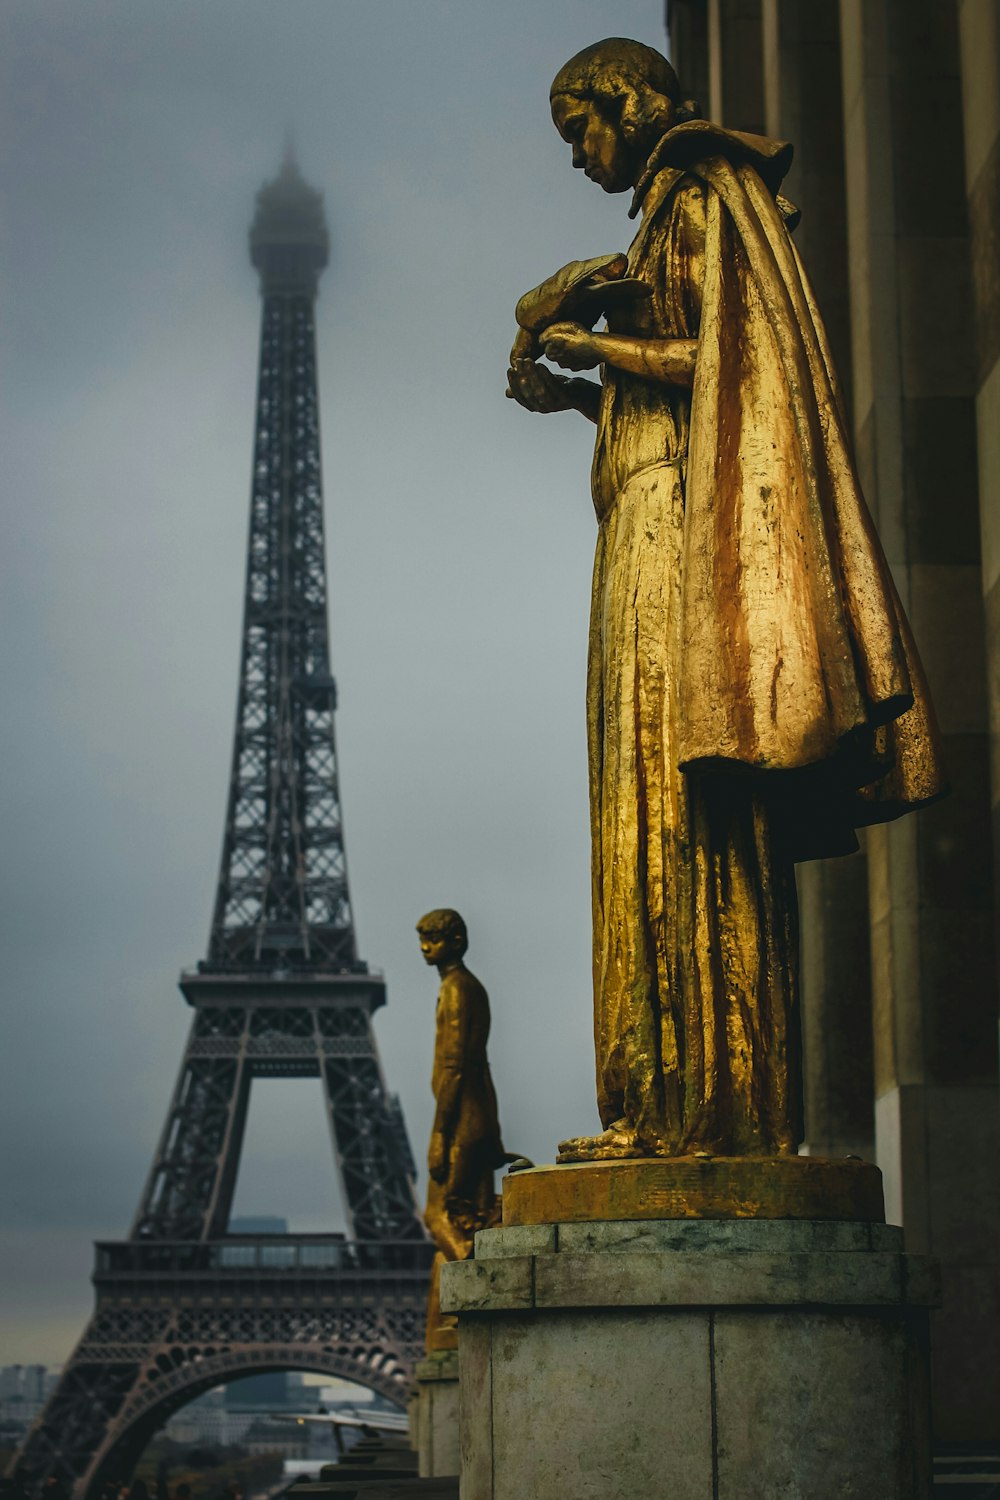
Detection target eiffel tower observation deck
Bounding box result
[11,154,432,1500]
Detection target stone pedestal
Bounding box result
[412,1349,460,1479]
[441,1162,937,1500]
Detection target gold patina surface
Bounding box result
[507,38,944,1166]
[503,1157,885,1225]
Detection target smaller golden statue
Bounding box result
[417,909,510,1350]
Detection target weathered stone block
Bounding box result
[714,1310,925,1497]
[488,1311,711,1500]
[532,1248,910,1308]
[555,1216,893,1255]
[413,1351,460,1478]
[454,1216,934,1499]
[473,1222,556,1259]
[457,1320,491,1498]
[440,1254,531,1313]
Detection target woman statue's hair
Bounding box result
[550,37,701,146]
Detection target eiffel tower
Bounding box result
[12,154,432,1500]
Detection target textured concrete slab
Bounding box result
[532,1248,917,1308]
[457,1320,492,1500]
[440,1254,532,1314]
[553,1216,902,1255]
[414,1350,460,1382]
[447,1219,929,1313]
[713,1310,924,1497]
[472,1222,556,1258]
[414,1354,460,1479]
[488,1311,711,1500]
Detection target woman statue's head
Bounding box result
[550,38,697,193]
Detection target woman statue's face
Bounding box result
[551,93,640,194]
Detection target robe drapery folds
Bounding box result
[645,123,945,859]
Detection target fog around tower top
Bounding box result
[0,0,667,1363]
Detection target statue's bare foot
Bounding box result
[557,1119,647,1162]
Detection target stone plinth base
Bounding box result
[504,1154,885,1224]
[442,1217,937,1499]
[412,1350,460,1479]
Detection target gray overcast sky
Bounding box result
[0,1,669,1365]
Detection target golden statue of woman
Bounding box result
[507,38,944,1163]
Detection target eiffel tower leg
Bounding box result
[319,1005,424,1243]
[8,1328,142,1500]
[132,1012,251,1240]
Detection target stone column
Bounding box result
[760,0,876,1163]
[839,0,1000,1441]
[959,5,1000,920]
[959,0,1000,1444]
[666,0,710,118]
[760,0,852,388]
[707,0,766,130]
[795,856,875,1159]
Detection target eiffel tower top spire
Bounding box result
[249,149,329,295]
[206,156,357,974]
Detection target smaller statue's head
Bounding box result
[550,37,698,194]
[416,908,469,967]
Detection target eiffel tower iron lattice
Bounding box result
[11,155,431,1500]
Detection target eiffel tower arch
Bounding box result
[11,154,432,1499]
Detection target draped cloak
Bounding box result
[576,122,944,1154]
[654,123,945,858]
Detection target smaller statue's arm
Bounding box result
[432,1063,462,1140]
[429,989,469,1181]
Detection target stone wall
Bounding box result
[666,0,1000,1442]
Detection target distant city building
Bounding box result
[0,1367,51,1404]
[162,1405,255,1449]
[0,1368,60,1440]
[241,1419,310,1460]
[316,1382,373,1408]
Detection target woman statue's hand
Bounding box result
[506,357,578,413]
[506,325,602,422]
[541,321,602,371]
